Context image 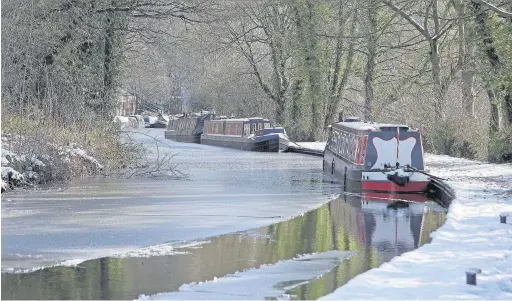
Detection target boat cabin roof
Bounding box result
[334,121,412,132]
[208,117,270,123]
[225,118,249,122]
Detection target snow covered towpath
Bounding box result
[321,154,512,300]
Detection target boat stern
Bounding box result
[361,169,430,193]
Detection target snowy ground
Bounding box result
[294,142,327,152]
[320,154,512,300]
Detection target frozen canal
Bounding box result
[2,129,447,299]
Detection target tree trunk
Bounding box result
[293,0,323,140]
[455,0,476,116]
[429,38,443,118]
[305,0,322,140]
[485,82,499,133]
[472,1,512,130]
[461,65,475,115]
[324,9,356,129]
[276,98,286,126]
[364,0,377,121]
[326,0,345,128]
[103,14,114,120]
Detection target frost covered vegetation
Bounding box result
[0,116,134,192]
[0,118,185,192]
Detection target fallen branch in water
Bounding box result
[115,130,188,180]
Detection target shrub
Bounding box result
[488,128,512,163]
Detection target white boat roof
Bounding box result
[335,121,411,131]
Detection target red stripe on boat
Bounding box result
[362,192,429,203]
[361,181,428,193]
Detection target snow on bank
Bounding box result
[294,142,326,152]
[138,250,353,300]
[58,143,103,170]
[321,154,512,300]
[1,133,103,193]
[113,115,145,129]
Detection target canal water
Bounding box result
[2,193,446,300]
[2,129,447,299]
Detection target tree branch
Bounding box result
[472,0,512,18]
[382,0,431,38]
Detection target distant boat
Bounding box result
[164,112,214,143]
[323,117,429,193]
[201,117,289,152]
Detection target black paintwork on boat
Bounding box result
[165,114,213,143]
[200,135,280,152]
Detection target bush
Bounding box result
[426,120,476,160]
[488,128,512,163]
[1,116,139,188]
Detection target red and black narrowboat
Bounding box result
[323,118,429,193]
[201,117,289,152]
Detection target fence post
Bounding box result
[466,268,481,286]
[343,167,348,192]
[500,213,509,224]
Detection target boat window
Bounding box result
[264,122,270,129]
[244,124,250,136]
[251,124,255,134]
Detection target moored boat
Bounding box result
[164,112,213,143]
[201,117,289,152]
[323,117,429,193]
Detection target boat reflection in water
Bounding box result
[291,192,446,299]
[2,193,446,300]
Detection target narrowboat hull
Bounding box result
[323,149,429,193]
[201,134,280,152]
[150,121,167,128]
[279,136,290,151]
[164,130,201,143]
[165,114,213,144]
